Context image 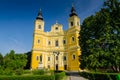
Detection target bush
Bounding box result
[116,74,120,80]
[3,69,13,75]
[23,70,32,74]
[0,75,54,80]
[32,69,45,75]
[15,69,23,75]
[79,71,118,80]
[55,71,66,80]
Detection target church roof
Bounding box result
[36,9,43,20]
[69,5,78,17]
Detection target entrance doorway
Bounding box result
[64,65,67,70]
[56,64,58,70]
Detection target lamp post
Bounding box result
[53,51,60,71]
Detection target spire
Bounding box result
[69,4,78,17]
[36,9,43,20]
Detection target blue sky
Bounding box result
[0,0,104,55]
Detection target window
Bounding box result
[71,22,73,26]
[38,25,41,29]
[63,40,66,44]
[48,65,50,69]
[77,22,79,26]
[56,56,58,60]
[38,39,40,43]
[72,55,75,60]
[72,37,75,41]
[55,40,59,47]
[40,55,42,62]
[48,41,51,45]
[55,27,58,30]
[48,57,50,61]
[63,56,66,61]
[36,56,39,61]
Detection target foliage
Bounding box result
[79,71,118,80]
[0,75,54,80]
[24,51,32,69]
[32,69,45,75]
[15,69,23,75]
[0,53,3,66]
[79,0,120,72]
[55,72,66,80]
[3,50,27,70]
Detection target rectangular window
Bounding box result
[77,22,79,26]
[63,40,66,44]
[56,56,58,60]
[48,57,50,61]
[55,40,59,47]
[48,65,50,69]
[63,56,66,61]
[48,41,51,45]
[40,55,42,62]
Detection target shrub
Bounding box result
[0,75,54,80]
[15,69,23,75]
[55,71,66,80]
[79,71,118,80]
[32,69,45,75]
[23,70,32,74]
[3,69,13,75]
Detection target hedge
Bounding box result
[79,71,118,80]
[55,71,66,80]
[0,75,54,80]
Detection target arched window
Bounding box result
[38,39,40,44]
[40,55,42,62]
[71,22,73,26]
[36,56,39,61]
[38,25,41,29]
[72,37,75,41]
[72,54,75,60]
[55,27,58,30]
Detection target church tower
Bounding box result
[66,5,80,70]
[68,5,80,28]
[31,9,45,69]
[35,9,44,32]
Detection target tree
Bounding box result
[0,53,3,66]
[3,50,27,70]
[79,0,120,72]
[24,51,32,69]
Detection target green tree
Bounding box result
[3,50,27,70]
[24,51,32,69]
[0,53,3,66]
[79,0,120,72]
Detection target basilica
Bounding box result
[31,6,81,71]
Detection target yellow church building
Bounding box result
[31,6,81,71]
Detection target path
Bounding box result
[66,71,88,80]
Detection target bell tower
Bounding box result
[68,5,80,28]
[34,9,44,32]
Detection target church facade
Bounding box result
[31,6,81,71]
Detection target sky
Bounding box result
[0,0,104,55]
